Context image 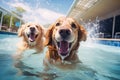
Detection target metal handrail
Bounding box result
[115,32,120,39]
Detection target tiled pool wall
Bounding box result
[96,40,120,47]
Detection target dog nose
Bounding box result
[30,27,35,32]
[59,29,71,38]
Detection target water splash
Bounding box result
[80,17,101,47]
[81,17,120,47]
[84,17,100,39]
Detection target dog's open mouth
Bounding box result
[57,41,72,56]
[27,33,38,42]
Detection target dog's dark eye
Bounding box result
[27,25,30,27]
[36,25,38,28]
[56,22,60,26]
[71,23,76,28]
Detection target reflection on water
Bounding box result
[0,34,120,80]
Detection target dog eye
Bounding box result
[71,23,76,28]
[56,22,60,26]
[27,25,30,27]
[36,25,38,28]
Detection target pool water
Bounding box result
[0,34,120,80]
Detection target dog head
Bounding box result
[45,17,87,60]
[18,22,43,45]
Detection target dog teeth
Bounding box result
[67,48,69,51]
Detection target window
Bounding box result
[99,17,113,38]
[115,15,120,34]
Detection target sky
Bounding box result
[0,0,74,25]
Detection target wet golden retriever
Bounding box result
[13,22,44,59]
[44,17,87,70]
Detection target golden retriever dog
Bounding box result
[13,22,44,59]
[44,17,87,70]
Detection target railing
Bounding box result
[115,32,120,39]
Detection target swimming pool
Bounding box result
[0,34,120,80]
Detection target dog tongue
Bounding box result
[59,41,69,55]
[29,34,35,42]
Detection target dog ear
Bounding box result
[18,24,25,37]
[44,24,54,46]
[78,24,87,42]
[37,24,44,37]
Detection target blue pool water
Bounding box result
[0,34,120,80]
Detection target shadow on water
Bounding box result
[12,49,98,80]
[14,59,97,80]
[14,60,59,80]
